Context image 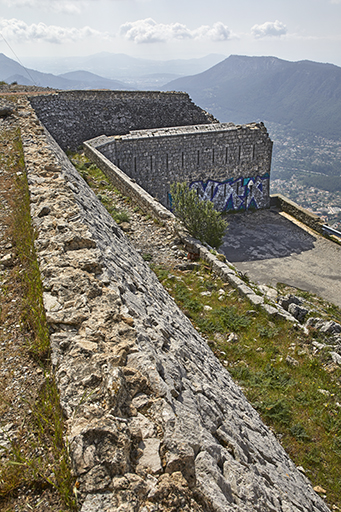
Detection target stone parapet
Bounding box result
[270,194,324,234]
[93,122,272,211]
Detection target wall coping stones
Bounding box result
[270,193,325,235]
[100,121,266,143]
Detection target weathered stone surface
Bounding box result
[288,303,309,323]
[19,98,330,511]
[0,101,15,117]
[278,294,302,311]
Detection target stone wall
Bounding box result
[18,98,330,512]
[271,194,325,234]
[91,122,272,210]
[29,90,216,151]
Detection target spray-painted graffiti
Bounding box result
[189,174,270,211]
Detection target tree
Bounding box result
[170,182,228,249]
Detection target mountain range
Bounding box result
[162,55,341,140]
[1,52,225,90]
[24,52,225,81]
[0,53,132,90]
[1,52,340,141]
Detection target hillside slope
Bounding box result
[0,53,131,90]
[163,55,341,140]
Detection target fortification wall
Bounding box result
[17,97,330,512]
[29,90,216,151]
[91,122,272,210]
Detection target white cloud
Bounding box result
[0,17,112,43]
[2,0,135,13]
[330,0,341,3]
[3,0,84,14]
[251,20,287,39]
[119,19,231,44]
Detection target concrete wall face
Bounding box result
[29,91,216,151]
[95,123,273,211]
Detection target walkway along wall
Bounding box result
[18,97,331,511]
[89,122,273,212]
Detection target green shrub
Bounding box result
[142,253,153,261]
[170,182,227,249]
[215,305,251,332]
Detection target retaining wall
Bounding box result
[29,90,216,151]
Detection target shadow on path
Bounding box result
[221,209,316,262]
[220,209,341,307]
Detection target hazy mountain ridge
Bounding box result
[163,55,341,140]
[23,52,226,80]
[0,53,133,90]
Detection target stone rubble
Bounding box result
[276,294,341,365]
[14,97,333,512]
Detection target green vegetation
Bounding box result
[153,263,341,509]
[142,253,153,262]
[170,182,227,248]
[70,153,131,225]
[10,134,49,360]
[0,128,77,510]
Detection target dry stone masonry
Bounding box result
[15,96,332,511]
[88,122,272,211]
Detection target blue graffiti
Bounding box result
[189,174,270,211]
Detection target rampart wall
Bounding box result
[29,90,216,151]
[90,122,272,211]
[18,96,330,512]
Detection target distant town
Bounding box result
[271,176,341,231]
[268,122,341,232]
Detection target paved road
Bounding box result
[220,208,341,307]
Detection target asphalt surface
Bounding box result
[221,208,341,307]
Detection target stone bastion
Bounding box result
[15,91,331,511]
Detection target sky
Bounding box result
[0,0,341,67]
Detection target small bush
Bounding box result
[290,423,311,441]
[142,253,153,261]
[170,182,227,249]
[255,398,292,426]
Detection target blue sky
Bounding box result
[0,0,341,66]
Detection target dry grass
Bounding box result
[0,126,77,511]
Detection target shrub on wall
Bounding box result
[170,182,228,249]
